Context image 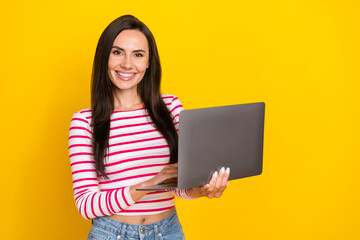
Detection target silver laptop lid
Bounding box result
[177,102,265,189]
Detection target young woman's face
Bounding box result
[108,29,149,94]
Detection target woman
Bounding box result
[68,15,230,240]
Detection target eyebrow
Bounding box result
[112,46,146,53]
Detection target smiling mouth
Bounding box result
[116,71,135,77]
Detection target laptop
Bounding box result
[136,102,265,191]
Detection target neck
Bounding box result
[113,88,143,111]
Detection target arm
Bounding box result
[69,111,136,219]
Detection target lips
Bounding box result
[116,71,136,80]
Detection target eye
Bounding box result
[113,50,122,55]
[134,53,144,57]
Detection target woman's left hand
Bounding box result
[188,167,230,198]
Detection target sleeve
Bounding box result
[68,112,135,220]
[168,96,199,200]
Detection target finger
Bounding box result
[165,170,178,178]
[218,167,230,189]
[163,167,178,173]
[215,168,230,197]
[168,163,178,168]
[206,171,218,192]
[199,185,208,196]
[163,165,178,171]
[204,167,230,198]
[202,171,218,198]
[155,166,179,183]
[199,184,210,196]
[211,167,230,198]
[200,184,209,191]
[212,167,226,197]
[163,163,177,168]
[162,164,178,172]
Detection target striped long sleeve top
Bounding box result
[68,95,196,219]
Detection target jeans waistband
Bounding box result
[92,208,178,236]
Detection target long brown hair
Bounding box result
[91,15,178,178]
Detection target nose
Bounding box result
[120,55,132,69]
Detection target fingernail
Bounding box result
[213,171,218,178]
[226,168,230,174]
[220,167,225,174]
[226,182,229,186]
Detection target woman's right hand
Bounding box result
[147,163,178,186]
[129,163,178,201]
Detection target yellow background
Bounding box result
[1,0,359,239]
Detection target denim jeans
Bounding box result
[87,208,185,240]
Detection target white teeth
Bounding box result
[117,71,135,77]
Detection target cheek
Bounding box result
[108,59,116,70]
[136,61,149,72]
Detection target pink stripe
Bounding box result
[79,196,85,218]
[69,152,94,158]
[108,190,116,214]
[122,188,130,206]
[170,105,183,113]
[171,96,179,102]
[108,136,164,148]
[102,163,168,176]
[165,102,171,106]
[75,191,89,202]
[71,161,94,166]
[136,197,175,204]
[105,154,169,167]
[121,206,174,213]
[106,145,168,157]
[69,126,92,134]
[146,191,167,195]
[75,193,87,204]
[100,173,158,185]
[90,194,98,218]
[71,117,89,124]
[68,144,92,149]
[76,192,85,206]
[100,187,126,192]
[68,135,91,140]
[114,189,124,211]
[109,129,157,139]
[162,96,173,99]
[173,192,179,198]
[172,113,179,120]
[80,109,91,114]
[73,178,97,184]
[105,191,112,214]
[74,189,88,196]
[75,196,82,206]
[72,169,96,175]
[113,108,145,113]
[85,114,150,124]
[110,122,152,131]
[98,194,105,216]
[184,190,190,198]
[73,184,98,191]
[111,114,149,122]
[84,194,90,220]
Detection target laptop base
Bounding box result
[136,182,179,191]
